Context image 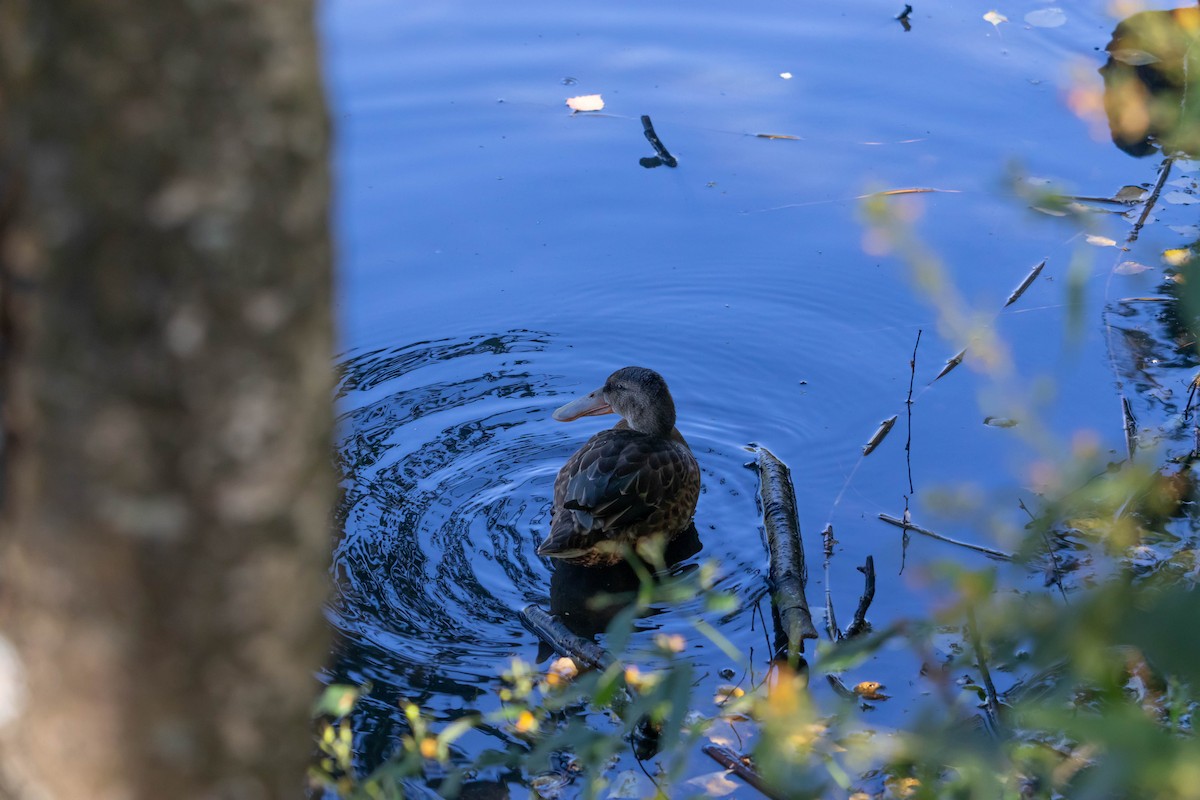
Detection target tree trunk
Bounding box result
[0,1,333,797]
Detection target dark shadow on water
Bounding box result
[546,524,703,643]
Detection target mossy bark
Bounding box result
[0,1,333,797]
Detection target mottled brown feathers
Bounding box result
[539,426,700,566]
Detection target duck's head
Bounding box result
[552,366,676,437]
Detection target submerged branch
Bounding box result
[702,744,787,800]
[518,604,612,671]
[751,445,819,655]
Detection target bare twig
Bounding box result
[845,555,876,638]
[878,513,1014,560]
[905,330,922,494]
[1128,155,1174,244]
[702,745,787,800]
[821,524,839,641]
[1018,498,1068,604]
[965,606,1003,737]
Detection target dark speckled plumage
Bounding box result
[537,367,700,567]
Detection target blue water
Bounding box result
[321,0,1200,793]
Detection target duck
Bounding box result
[537,366,701,567]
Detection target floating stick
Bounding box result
[934,348,966,381]
[878,513,1013,560]
[751,445,819,656]
[753,133,802,140]
[905,330,922,493]
[640,115,678,168]
[845,556,875,639]
[1003,259,1046,308]
[518,604,612,671]
[862,415,898,456]
[1122,396,1138,461]
[702,745,787,800]
[821,524,839,640]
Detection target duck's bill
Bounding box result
[552,388,613,421]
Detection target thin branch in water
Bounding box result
[1127,154,1174,244]
[934,348,966,381]
[905,329,922,494]
[845,555,876,638]
[1019,498,1069,605]
[702,745,787,800]
[1003,259,1047,308]
[1185,373,1200,421]
[965,606,1003,738]
[821,524,840,641]
[1122,396,1138,462]
[862,415,898,456]
[878,513,1014,560]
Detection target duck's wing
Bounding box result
[537,430,693,558]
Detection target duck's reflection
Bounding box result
[547,525,703,641]
[1100,6,1200,157]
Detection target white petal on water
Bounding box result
[1114,261,1152,275]
[1164,191,1200,205]
[1025,8,1066,27]
[684,771,742,797]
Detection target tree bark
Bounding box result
[0,1,333,797]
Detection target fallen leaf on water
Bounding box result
[1164,191,1200,205]
[886,776,922,799]
[984,416,1019,428]
[1114,184,1148,203]
[754,132,802,140]
[853,681,889,700]
[983,10,1008,26]
[1114,260,1152,275]
[531,773,570,800]
[1164,248,1193,266]
[864,187,961,197]
[543,656,578,689]
[515,710,539,733]
[684,771,741,797]
[1086,235,1117,247]
[566,94,604,112]
[714,684,745,706]
[606,770,643,799]
[1025,7,1066,27]
[1110,48,1160,66]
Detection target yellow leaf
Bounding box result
[566,94,604,112]
[419,737,438,759]
[853,681,889,700]
[515,710,539,733]
[886,776,921,798]
[1085,235,1117,247]
[983,10,1008,26]
[1164,248,1192,266]
[714,685,745,705]
[654,633,686,653]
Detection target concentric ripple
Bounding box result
[324,330,788,783]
